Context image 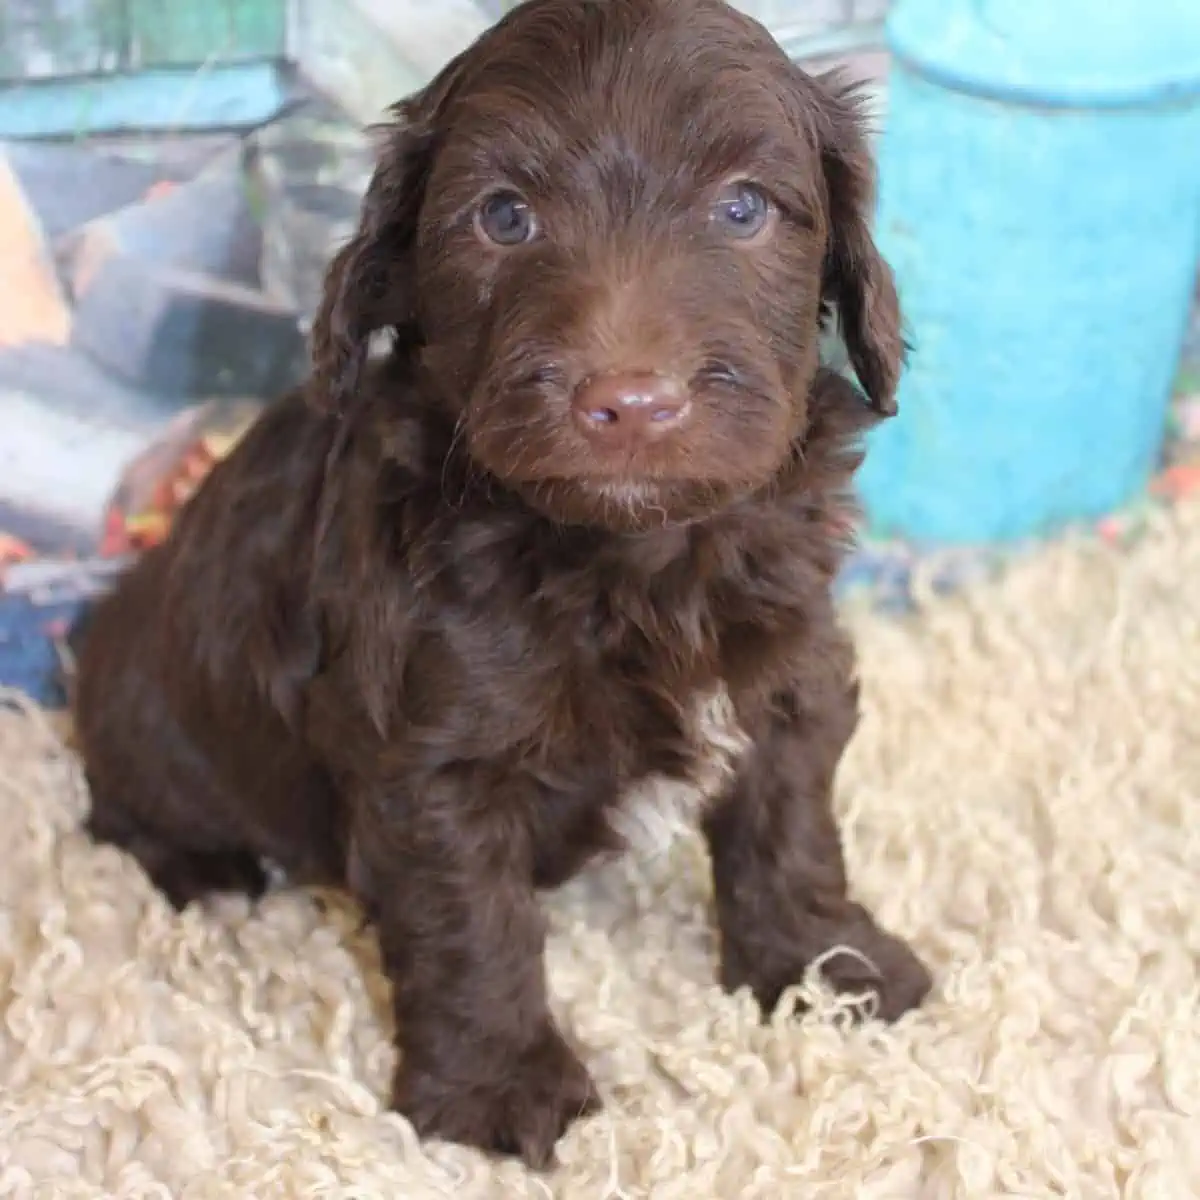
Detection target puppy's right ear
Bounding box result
[308,55,468,415]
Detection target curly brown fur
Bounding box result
[73,0,929,1169]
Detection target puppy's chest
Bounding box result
[672,682,753,793]
[567,634,753,797]
[587,671,752,860]
[555,584,761,793]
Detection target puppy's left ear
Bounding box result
[812,74,905,416]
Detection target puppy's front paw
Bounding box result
[393,1024,600,1168]
[808,922,932,1022]
[722,911,932,1023]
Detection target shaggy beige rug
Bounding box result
[1,502,1197,1200]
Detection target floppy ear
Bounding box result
[309,54,469,415]
[812,74,905,416]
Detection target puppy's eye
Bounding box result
[475,192,537,246]
[712,181,772,239]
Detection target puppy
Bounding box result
[73,0,931,1168]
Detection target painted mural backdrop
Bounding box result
[1,0,1197,706]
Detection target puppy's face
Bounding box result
[312,0,904,530]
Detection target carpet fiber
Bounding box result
[1,501,1197,1199]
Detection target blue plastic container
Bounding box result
[857,0,1200,543]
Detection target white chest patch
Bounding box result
[611,684,752,860]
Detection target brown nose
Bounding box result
[571,372,691,444]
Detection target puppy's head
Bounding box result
[311,0,903,529]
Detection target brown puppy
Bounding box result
[73,0,931,1168]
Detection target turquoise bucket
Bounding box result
[857,0,1200,543]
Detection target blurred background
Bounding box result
[0,0,1197,702]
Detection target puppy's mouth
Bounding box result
[581,479,665,503]
[460,350,793,527]
[514,475,740,531]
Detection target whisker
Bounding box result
[442,411,471,509]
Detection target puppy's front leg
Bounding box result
[703,674,931,1022]
[350,775,598,1168]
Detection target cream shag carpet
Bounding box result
[2,502,1198,1200]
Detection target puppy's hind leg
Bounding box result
[78,673,269,910]
[85,785,268,911]
[72,560,274,910]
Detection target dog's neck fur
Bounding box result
[320,355,875,760]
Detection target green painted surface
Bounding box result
[0,0,287,82]
[127,0,287,67]
[0,1,127,80]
